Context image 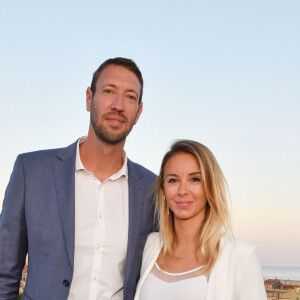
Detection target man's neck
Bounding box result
[79,132,126,182]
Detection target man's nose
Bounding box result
[111,93,125,112]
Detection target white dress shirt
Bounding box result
[67,137,129,300]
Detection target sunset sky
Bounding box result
[0,0,299,266]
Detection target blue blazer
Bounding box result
[0,141,157,300]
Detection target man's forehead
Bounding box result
[97,65,139,84]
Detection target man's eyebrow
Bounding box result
[126,89,138,95]
[102,84,138,95]
[102,84,116,88]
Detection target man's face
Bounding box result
[86,64,143,145]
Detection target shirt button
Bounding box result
[98,214,102,220]
[92,276,96,281]
[63,279,70,287]
[96,244,100,249]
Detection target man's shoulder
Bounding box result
[127,159,157,181]
[18,140,77,163]
[20,147,62,159]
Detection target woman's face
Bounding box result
[163,152,207,223]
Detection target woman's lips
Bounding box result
[175,201,193,208]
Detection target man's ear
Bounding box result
[86,87,93,111]
[134,102,143,125]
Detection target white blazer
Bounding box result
[134,232,267,300]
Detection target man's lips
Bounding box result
[104,113,127,126]
[106,117,125,124]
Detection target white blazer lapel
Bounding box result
[134,233,162,300]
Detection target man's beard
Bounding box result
[90,102,137,145]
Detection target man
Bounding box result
[0,57,157,300]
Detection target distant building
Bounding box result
[19,264,28,294]
[265,279,300,300]
[265,279,282,290]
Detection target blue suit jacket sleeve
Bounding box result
[0,155,28,300]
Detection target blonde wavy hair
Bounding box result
[155,140,231,275]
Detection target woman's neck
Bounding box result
[173,215,204,249]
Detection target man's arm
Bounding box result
[0,155,28,300]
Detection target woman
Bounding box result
[134,140,266,300]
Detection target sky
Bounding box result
[0,0,299,267]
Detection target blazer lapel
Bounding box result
[53,141,77,270]
[124,160,146,286]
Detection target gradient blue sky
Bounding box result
[0,0,299,266]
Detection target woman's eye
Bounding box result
[168,178,177,183]
[191,177,201,182]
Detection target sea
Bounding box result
[262,266,300,281]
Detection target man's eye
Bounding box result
[103,89,112,94]
[127,94,137,102]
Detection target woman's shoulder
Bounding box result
[144,232,160,249]
[142,232,163,262]
[221,235,256,250]
[140,232,162,276]
[233,237,257,252]
[220,236,260,263]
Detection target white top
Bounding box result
[134,233,267,300]
[67,137,129,300]
[139,263,207,300]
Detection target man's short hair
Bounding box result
[91,57,144,103]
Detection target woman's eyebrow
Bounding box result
[189,172,201,175]
[165,173,178,177]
